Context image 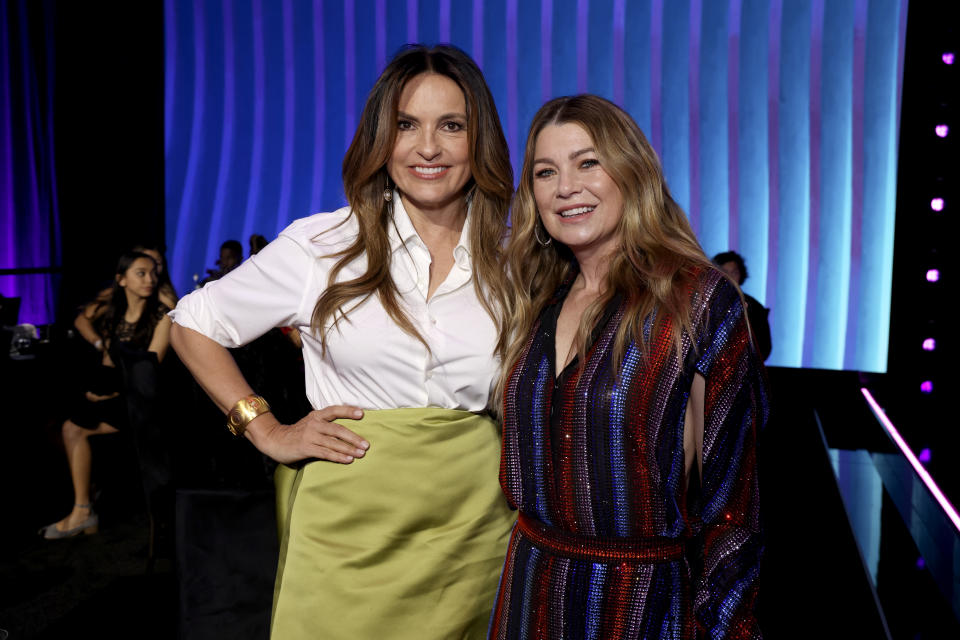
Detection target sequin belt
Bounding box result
[517,512,685,563]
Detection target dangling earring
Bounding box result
[383,187,393,202]
[534,220,552,247]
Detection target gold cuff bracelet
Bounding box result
[226,394,271,437]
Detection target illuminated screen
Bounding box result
[164,0,908,372]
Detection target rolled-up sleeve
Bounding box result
[170,233,315,347]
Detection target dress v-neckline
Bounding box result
[543,279,622,383]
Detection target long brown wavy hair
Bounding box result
[311,45,513,358]
[500,95,714,392]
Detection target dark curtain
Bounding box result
[0,0,60,325]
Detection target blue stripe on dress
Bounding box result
[531,354,552,525]
[518,545,542,640]
[585,563,607,640]
[608,341,641,536]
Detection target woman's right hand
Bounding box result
[246,405,370,465]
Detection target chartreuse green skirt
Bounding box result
[271,408,515,640]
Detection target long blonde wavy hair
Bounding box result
[500,95,714,392]
[311,45,513,359]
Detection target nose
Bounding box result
[556,168,580,199]
[416,128,441,161]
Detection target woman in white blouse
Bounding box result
[170,45,515,639]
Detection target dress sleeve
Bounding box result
[692,275,768,639]
[169,233,316,348]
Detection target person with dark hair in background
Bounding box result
[489,95,767,639]
[169,45,515,638]
[40,251,172,538]
[74,244,177,353]
[713,250,772,361]
[199,240,243,287]
[134,244,179,306]
[249,234,268,256]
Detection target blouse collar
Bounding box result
[389,191,473,268]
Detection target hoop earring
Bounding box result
[534,221,552,247]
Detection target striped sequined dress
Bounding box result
[489,268,768,639]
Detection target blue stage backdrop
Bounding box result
[165,0,908,372]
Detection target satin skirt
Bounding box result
[271,408,515,640]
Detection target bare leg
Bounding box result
[55,419,118,532]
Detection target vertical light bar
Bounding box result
[375,0,386,71]
[649,0,663,154]
[764,0,783,325]
[171,0,207,289]
[472,0,483,66]
[276,0,297,234]
[1,3,18,270]
[811,0,853,369]
[697,0,731,257]
[843,0,867,369]
[738,0,770,304]
[688,0,702,236]
[516,0,541,184]
[661,0,691,211]
[345,0,356,153]
[861,388,960,533]
[773,0,811,367]
[612,0,625,105]
[505,0,518,180]
[803,0,824,367]
[586,0,613,98]
[726,0,742,253]
[240,0,266,245]
[440,0,451,42]
[206,0,237,266]
[855,0,901,372]
[623,0,651,135]
[576,0,588,92]
[407,0,418,43]
[310,0,325,212]
[540,0,552,102]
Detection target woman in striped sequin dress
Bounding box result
[489,95,768,639]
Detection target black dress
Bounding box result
[70,305,168,431]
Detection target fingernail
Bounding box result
[360,440,370,449]
[344,456,354,463]
[353,409,363,418]
[355,448,366,457]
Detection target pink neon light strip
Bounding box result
[861,388,960,533]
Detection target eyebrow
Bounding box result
[397,110,467,122]
[533,147,596,165]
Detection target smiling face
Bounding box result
[532,122,624,263]
[118,257,158,299]
[386,73,472,217]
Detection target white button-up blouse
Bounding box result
[170,198,499,413]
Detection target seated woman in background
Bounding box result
[74,244,177,353]
[41,251,172,539]
[489,95,768,638]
